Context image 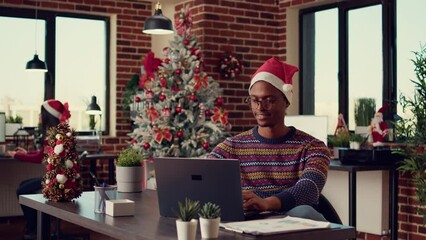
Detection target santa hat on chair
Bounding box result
[42,99,71,122]
[249,57,299,104]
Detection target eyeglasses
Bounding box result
[244,97,277,110]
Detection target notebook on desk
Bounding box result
[154,157,259,221]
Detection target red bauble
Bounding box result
[183,39,190,45]
[216,97,224,106]
[176,106,182,113]
[190,93,197,101]
[143,142,150,150]
[205,109,211,116]
[202,142,209,149]
[164,58,170,64]
[131,140,137,145]
[175,69,182,75]
[135,96,141,103]
[159,93,166,101]
[194,67,200,74]
[177,130,184,138]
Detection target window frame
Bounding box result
[298,0,396,125]
[0,6,111,135]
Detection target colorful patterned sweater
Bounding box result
[208,126,330,212]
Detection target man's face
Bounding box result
[248,81,289,128]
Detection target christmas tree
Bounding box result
[41,122,82,202]
[124,6,231,159]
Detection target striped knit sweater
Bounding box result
[208,126,330,212]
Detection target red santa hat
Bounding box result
[42,99,71,122]
[377,104,390,114]
[249,57,299,104]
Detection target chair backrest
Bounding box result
[313,194,342,224]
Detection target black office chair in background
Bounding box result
[313,194,343,224]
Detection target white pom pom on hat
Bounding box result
[249,57,299,104]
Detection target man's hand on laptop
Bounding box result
[242,190,281,211]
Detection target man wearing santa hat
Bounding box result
[370,105,389,147]
[6,99,70,240]
[209,57,330,221]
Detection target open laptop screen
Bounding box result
[154,157,246,221]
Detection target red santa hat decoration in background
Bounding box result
[42,99,71,122]
[249,57,299,104]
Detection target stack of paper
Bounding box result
[220,216,331,236]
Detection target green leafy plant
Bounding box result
[328,132,350,148]
[175,198,200,222]
[354,98,376,126]
[199,202,221,219]
[396,44,426,223]
[122,74,140,111]
[6,115,23,124]
[349,133,364,143]
[117,148,142,167]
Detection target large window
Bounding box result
[0,7,109,133]
[300,0,394,134]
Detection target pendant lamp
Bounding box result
[86,96,102,115]
[143,2,173,35]
[26,0,47,72]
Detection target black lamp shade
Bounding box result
[86,96,102,115]
[143,6,173,35]
[26,54,47,72]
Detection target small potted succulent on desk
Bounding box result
[349,133,365,150]
[175,198,200,240]
[199,202,221,239]
[116,148,143,192]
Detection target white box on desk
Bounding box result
[105,199,135,217]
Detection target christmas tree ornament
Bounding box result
[175,68,182,75]
[145,89,154,102]
[135,96,141,103]
[202,142,209,149]
[194,67,200,74]
[161,108,171,118]
[190,93,197,101]
[175,105,182,113]
[183,38,190,45]
[159,93,166,101]
[143,142,151,150]
[164,58,170,64]
[216,97,224,106]
[205,109,211,116]
[176,130,184,138]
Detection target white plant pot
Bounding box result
[116,166,143,192]
[200,217,220,239]
[176,219,198,240]
[349,141,361,150]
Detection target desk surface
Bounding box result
[330,160,394,172]
[20,190,356,240]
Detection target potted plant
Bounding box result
[396,45,426,222]
[199,202,221,239]
[5,115,23,136]
[328,132,350,158]
[116,148,143,192]
[354,98,376,136]
[175,198,200,240]
[349,133,364,150]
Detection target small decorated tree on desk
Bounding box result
[41,122,82,202]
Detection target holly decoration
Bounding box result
[41,122,82,202]
[125,5,231,158]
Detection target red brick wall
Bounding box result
[1,0,423,239]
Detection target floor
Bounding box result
[0,216,117,240]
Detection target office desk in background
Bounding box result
[0,156,45,217]
[80,153,117,189]
[328,160,398,240]
[20,190,356,240]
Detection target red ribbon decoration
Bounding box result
[211,107,229,125]
[145,106,159,122]
[193,73,208,91]
[154,128,173,144]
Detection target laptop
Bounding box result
[154,157,250,221]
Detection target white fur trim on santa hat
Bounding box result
[42,101,61,120]
[249,72,293,104]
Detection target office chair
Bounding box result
[313,194,342,224]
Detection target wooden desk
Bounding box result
[20,191,356,240]
[329,160,398,240]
